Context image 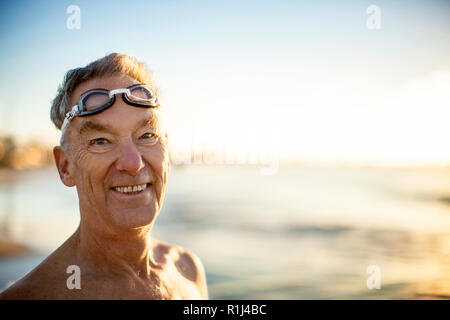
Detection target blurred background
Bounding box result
[1,0,450,299]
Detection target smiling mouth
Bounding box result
[111,183,150,194]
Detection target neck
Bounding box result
[74,222,154,279]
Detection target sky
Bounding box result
[0,0,449,166]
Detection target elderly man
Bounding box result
[0,53,208,299]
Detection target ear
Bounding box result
[53,146,76,187]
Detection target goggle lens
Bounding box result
[128,86,155,102]
[83,92,111,111]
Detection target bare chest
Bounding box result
[59,266,201,300]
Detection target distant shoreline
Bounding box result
[439,197,450,206]
[0,168,23,183]
[0,239,30,259]
[0,166,55,184]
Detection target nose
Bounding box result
[114,139,145,176]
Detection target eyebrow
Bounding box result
[78,115,158,136]
[79,120,113,136]
[141,115,158,128]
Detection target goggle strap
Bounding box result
[61,104,80,132]
[66,104,80,120]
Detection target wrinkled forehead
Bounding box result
[75,108,163,137]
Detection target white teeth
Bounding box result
[113,184,147,194]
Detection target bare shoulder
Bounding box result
[0,242,76,299]
[151,238,208,299]
[0,257,64,300]
[0,276,35,299]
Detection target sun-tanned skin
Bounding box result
[0,75,208,299]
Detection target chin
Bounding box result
[110,206,159,229]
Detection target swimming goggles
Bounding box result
[61,84,159,132]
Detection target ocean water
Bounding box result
[1,165,450,299]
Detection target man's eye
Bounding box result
[140,132,157,140]
[89,138,110,145]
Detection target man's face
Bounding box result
[63,75,169,231]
